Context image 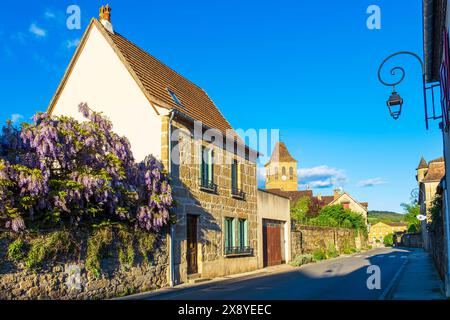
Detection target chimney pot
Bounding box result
[100,4,112,22]
[333,189,341,200]
[99,5,114,33]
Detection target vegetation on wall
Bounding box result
[429,194,443,231]
[0,104,174,233]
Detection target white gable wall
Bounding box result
[51,25,162,162]
[333,193,368,221]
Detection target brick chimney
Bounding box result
[333,189,341,200]
[99,5,114,33]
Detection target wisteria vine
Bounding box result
[0,103,173,233]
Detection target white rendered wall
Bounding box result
[51,25,162,162]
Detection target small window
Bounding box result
[289,167,294,180]
[274,167,279,180]
[199,146,216,192]
[167,88,182,106]
[282,167,286,176]
[238,219,248,249]
[231,159,245,199]
[224,217,235,251]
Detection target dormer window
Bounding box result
[167,88,182,106]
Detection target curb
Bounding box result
[378,258,408,300]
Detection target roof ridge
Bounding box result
[96,19,209,94]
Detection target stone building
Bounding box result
[369,221,408,245]
[263,141,368,223]
[47,6,258,285]
[265,142,298,191]
[416,156,445,250]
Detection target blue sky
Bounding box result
[0,0,444,212]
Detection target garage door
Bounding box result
[263,219,283,267]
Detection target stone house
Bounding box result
[47,6,258,285]
[416,156,445,250]
[368,221,408,245]
[264,141,368,223]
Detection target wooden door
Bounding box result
[187,215,198,274]
[263,220,283,267]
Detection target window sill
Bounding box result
[224,252,253,258]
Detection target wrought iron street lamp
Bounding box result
[377,51,441,129]
[386,90,403,119]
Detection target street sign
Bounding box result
[416,214,427,221]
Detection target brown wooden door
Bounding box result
[263,220,282,267]
[187,215,198,274]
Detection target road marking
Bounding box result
[355,255,363,258]
[378,258,408,300]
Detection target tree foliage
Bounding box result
[401,203,421,232]
[0,104,173,233]
[309,204,367,235]
[291,196,311,222]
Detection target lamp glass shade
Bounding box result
[387,91,403,120]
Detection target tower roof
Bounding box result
[266,142,297,166]
[417,156,428,170]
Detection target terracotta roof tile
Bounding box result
[417,157,428,169]
[97,20,234,135]
[423,160,445,182]
[266,142,297,165]
[263,189,313,203]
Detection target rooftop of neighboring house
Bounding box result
[265,142,297,166]
[420,156,445,182]
[262,188,368,210]
[49,11,249,147]
[263,189,313,203]
[372,221,408,227]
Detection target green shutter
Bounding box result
[231,218,236,247]
[224,218,229,249]
[208,149,213,182]
[244,220,248,247]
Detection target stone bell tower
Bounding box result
[265,141,298,191]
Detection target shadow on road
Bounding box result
[132,247,415,300]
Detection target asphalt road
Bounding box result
[137,247,412,300]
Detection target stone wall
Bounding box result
[291,224,364,257]
[0,233,169,300]
[398,232,423,248]
[169,119,259,283]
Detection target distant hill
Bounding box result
[367,210,405,224]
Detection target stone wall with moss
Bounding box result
[0,225,168,300]
[291,224,366,257]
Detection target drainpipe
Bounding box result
[168,109,176,287]
[442,129,450,297]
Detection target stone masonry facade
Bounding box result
[168,118,258,283]
[0,235,168,300]
[291,224,364,257]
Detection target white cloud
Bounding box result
[65,38,80,49]
[10,114,23,124]
[357,177,386,188]
[29,23,47,38]
[44,9,56,20]
[298,165,348,189]
[257,167,266,187]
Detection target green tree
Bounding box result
[291,196,311,222]
[383,233,394,247]
[401,203,421,232]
